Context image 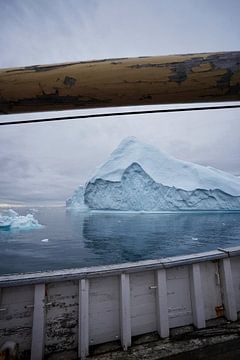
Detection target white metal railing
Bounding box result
[0,245,240,359]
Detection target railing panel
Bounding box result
[166,266,193,328]
[44,281,78,356]
[200,261,222,320]
[89,276,120,345]
[130,271,157,336]
[0,285,34,355]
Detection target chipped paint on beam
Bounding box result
[0,51,239,114]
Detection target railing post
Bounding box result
[120,273,131,350]
[31,284,45,360]
[219,258,237,321]
[155,269,169,338]
[78,279,89,359]
[190,263,206,329]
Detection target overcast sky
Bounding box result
[0,0,239,205]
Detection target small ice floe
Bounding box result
[41,238,49,242]
[29,208,38,213]
[192,237,198,241]
[0,209,44,231]
[222,222,226,226]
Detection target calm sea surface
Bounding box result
[0,207,240,275]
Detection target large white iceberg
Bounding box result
[83,137,240,211]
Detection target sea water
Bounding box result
[0,207,240,275]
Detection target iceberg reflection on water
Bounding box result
[81,211,240,261]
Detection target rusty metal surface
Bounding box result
[0,51,240,114]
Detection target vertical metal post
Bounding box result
[31,284,45,360]
[219,258,237,321]
[190,263,206,329]
[78,279,89,359]
[155,269,169,338]
[120,273,131,350]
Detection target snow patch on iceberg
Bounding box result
[0,209,44,230]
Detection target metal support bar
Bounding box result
[219,258,237,321]
[190,263,206,329]
[155,269,169,338]
[78,279,89,359]
[31,284,45,360]
[0,288,4,312]
[120,273,131,350]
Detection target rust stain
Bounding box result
[215,305,224,317]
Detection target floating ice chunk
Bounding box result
[0,209,44,230]
[41,238,49,242]
[10,214,43,230]
[29,208,38,213]
[192,237,198,241]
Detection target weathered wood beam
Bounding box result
[0,51,239,115]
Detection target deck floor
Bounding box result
[87,319,240,360]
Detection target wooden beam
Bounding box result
[31,284,45,360]
[0,51,239,114]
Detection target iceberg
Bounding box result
[84,137,240,211]
[0,209,44,230]
[66,186,88,211]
